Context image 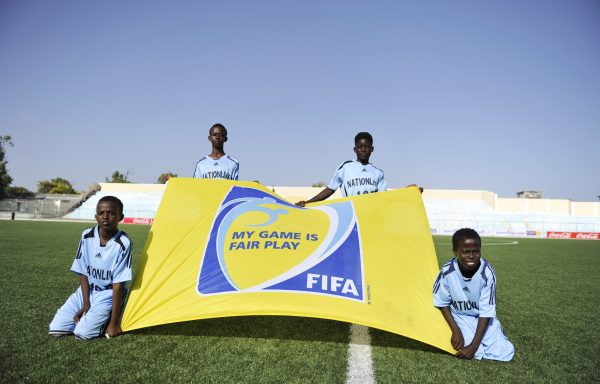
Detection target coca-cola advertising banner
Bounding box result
[122,217,155,225]
[546,231,600,240]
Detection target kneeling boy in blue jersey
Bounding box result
[433,228,514,361]
[49,196,132,340]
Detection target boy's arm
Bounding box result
[232,162,239,180]
[106,237,132,338]
[105,282,124,337]
[377,172,388,192]
[295,188,335,207]
[438,306,464,351]
[73,274,91,323]
[455,317,491,359]
[456,262,495,358]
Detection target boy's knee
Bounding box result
[73,313,109,340]
[49,315,76,334]
[73,323,101,340]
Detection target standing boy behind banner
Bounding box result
[193,123,240,180]
[295,131,421,207]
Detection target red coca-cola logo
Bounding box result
[546,231,600,240]
[547,232,572,239]
[122,217,154,225]
[576,233,599,240]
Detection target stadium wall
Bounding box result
[0,194,83,219]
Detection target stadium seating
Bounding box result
[424,199,600,235]
[64,190,164,220]
[63,183,600,237]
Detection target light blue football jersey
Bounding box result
[193,155,239,180]
[432,257,496,318]
[327,160,387,197]
[70,227,132,291]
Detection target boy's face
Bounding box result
[453,238,481,273]
[95,201,123,233]
[354,138,374,164]
[208,126,228,147]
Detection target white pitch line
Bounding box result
[483,241,519,246]
[346,324,375,384]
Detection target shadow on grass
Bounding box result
[129,316,349,343]
[128,315,448,355]
[369,328,448,356]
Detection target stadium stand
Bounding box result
[63,183,165,221]
[424,199,600,236]
[13,181,600,238]
[423,189,600,237]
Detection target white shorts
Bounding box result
[48,286,117,340]
[453,312,515,361]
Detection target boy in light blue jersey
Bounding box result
[193,123,239,180]
[433,228,515,361]
[328,159,387,197]
[296,132,420,206]
[49,196,132,340]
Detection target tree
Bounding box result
[106,170,130,183]
[0,135,14,198]
[37,177,77,194]
[312,181,326,188]
[6,186,34,198]
[157,171,178,184]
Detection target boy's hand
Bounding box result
[455,344,477,359]
[73,304,91,323]
[450,329,464,351]
[295,201,306,207]
[105,324,122,338]
[406,184,424,194]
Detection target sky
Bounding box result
[1,0,599,201]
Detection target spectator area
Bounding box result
[64,183,165,220]
[64,181,600,237]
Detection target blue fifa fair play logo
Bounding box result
[197,186,365,301]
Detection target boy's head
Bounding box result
[452,228,481,251]
[354,132,373,146]
[95,196,124,233]
[354,132,374,164]
[209,123,227,136]
[452,228,481,273]
[208,123,228,147]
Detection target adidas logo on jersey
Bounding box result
[213,162,219,166]
[463,286,470,292]
[95,253,102,258]
[362,168,367,172]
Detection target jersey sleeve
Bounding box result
[478,265,497,318]
[192,161,200,178]
[232,161,239,180]
[112,242,133,284]
[70,235,88,276]
[378,171,388,192]
[433,271,451,307]
[327,164,345,191]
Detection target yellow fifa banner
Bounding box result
[121,178,454,354]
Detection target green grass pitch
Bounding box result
[0,220,598,383]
